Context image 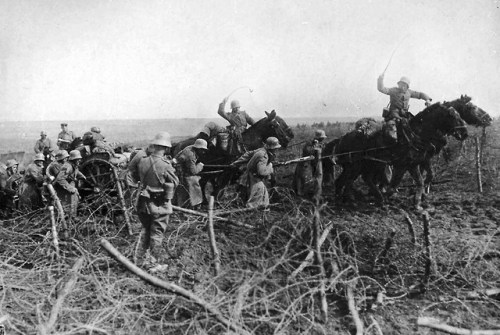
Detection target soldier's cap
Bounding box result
[264,137,281,150]
[40,130,47,136]
[55,150,69,161]
[34,153,45,161]
[69,150,82,160]
[314,129,327,139]
[6,159,19,169]
[193,139,208,150]
[61,122,68,126]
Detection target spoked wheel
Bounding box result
[79,158,117,201]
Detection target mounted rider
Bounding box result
[218,97,255,155]
[377,74,432,122]
[196,122,229,152]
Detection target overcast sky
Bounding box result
[1,0,499,121]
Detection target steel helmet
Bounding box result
[55,150,69,161]
[151,132,172,147]
[34,153,45,161]
[40,130,47,136]
[193,139,208,150]
[398,76,411,87]
[91,126,100,133]
[6,159,18,169]
[314,129,327,139]
[230,100,240,109]
[264,137,281,150]
[69,150,82,161]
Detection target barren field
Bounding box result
[0,120,499,334]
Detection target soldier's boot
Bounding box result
[148,240,168,274]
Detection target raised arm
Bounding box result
[377,74,390,95]
[217,97,229,121]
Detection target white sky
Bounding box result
[1,0,499,121]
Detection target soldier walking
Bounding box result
[174,139,208,209]
[292,130,327,197]
[132,132,178,273]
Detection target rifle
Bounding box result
[274,155,315,167]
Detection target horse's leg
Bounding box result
[387,164,407,197]
[334,166,348,201]
[363,167,384,205]
[421,160,433,194]
[408,165,424,211]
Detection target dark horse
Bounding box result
[415,95,492,189]
[171,110,294,197]
[323,103,468,209]
[323,120,398,205]
[386,103,468,209]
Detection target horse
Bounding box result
[411,96,491,191]
[322,120,398,205]
[171,110,294,200]
[385,103,468,210]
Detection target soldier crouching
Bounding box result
[133,132,179,273]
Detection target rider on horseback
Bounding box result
[218,97,255,155]
[378,74,432,122]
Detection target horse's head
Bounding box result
[444,95,492,127]
[441,106,468,141]
[263,110,294,148]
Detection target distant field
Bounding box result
[0,116,360,156]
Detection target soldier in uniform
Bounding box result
[242,137,281,208]
[377,74,432,122]
[292,129,327,197]
[19,153,45,210]
[90,126,105,141]
[218,97,255,154]
[53,150,85,219]
[4,159,23,213]
[57,123,76,150]
[174,139,208,209]
[126,145,153,188]
[34,131,54,155]
[132,132,179,272]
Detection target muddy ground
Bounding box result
[0,121,498,334]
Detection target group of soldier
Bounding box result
[0,76,430,271]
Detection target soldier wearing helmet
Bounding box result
[90,126,105,141]
[293,129,327,198]
[52,149,85,220]
[57,123,76,150]
[230,137,281,208]
[174,139,208,209]
[19,153,46,209]
[34,131,54,158]
[133,132,179,273]
[2,159,22,213]
[217,97,256,155]
[378,74,432,121]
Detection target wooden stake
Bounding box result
[112,167,133,235]
[402,210,417,244]
[313,207,328,322]
[422,211,434,289]
[48,206,60,259]
[313,148,323,205]
[45,183,67,235]
[475,136,483,193]
[38,257,84,335]
[418,317,500,335]
[100,239,250,335]
[207,196,221,276]
[347,282,364,335]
